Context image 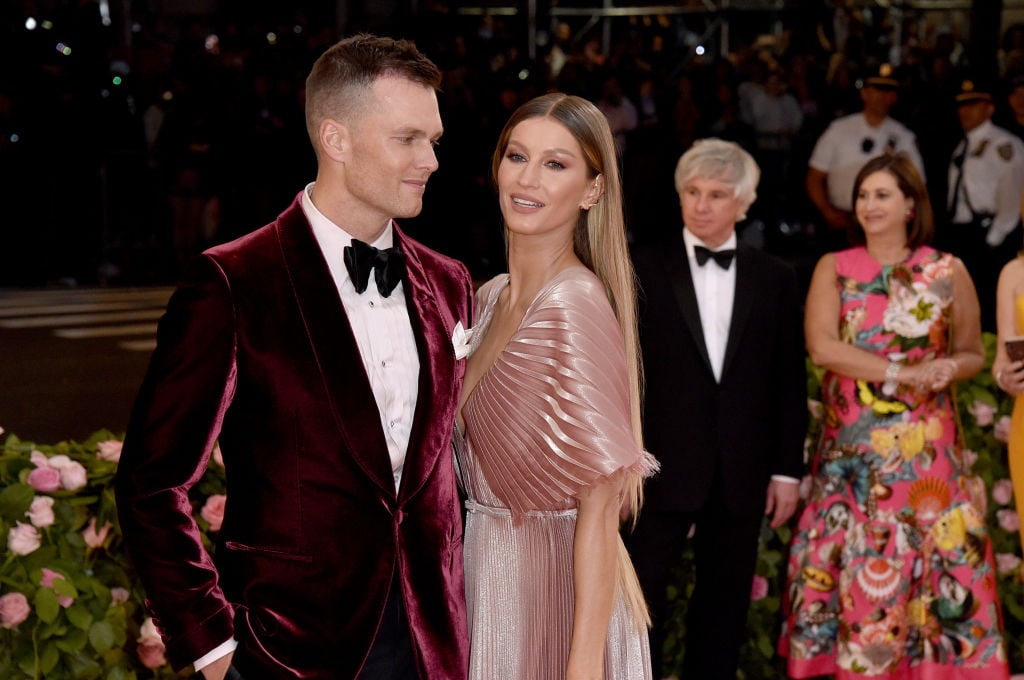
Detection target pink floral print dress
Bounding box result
[780,246,1009,679]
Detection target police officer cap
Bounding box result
[859,62,899,90]
[955,78,994,105]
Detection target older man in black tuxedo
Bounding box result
[627,138,807,679]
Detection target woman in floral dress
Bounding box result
[780,152,1009,678]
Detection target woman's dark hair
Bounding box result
[848,152,934,249]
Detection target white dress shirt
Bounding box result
[302,183,420,490]
[194,184,421,672]
[683,228,736,383]
[682,228,798,488]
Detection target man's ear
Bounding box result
[319,118,349,162]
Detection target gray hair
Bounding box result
[673,138,760,214]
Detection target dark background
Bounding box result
[0,0,1014,290]
[0,1,1020,443]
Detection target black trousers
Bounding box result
[625,474,764,680]
[357,577,418,680]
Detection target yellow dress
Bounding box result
[1011,293,1024,548]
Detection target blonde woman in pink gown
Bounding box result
[454,93,657,679]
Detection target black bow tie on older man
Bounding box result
[694,245,736,270]
[343,238,407,297]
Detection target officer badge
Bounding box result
[999,142,1014,160]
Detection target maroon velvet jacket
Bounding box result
[116,193,472,678]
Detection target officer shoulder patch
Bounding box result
[999,142,1014,161]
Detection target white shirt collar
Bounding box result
[965,118,995,145]
[300,182,395,286]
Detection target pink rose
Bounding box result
[40,568,62,588]
[994,416,1012,443]
[200,494,227,532]
[39,568,73,608]
[0,592,30,629]
[47,454,72,468]
[110,587,130,605]
[27,466,61,493]
[96,440,122,463]
[58,460,88,492]
[997,509,1021,533]
[137,617,167,669]
[29,450,48,467]
[961,449,979,469]
[7,522,41,555]
[968,400,995,427]
[82,517,113,549]
[996,552,1022,575]
[750,575,769,601]
[211,443,224,468]
[992,479,1015,506]
[26,496,55,528]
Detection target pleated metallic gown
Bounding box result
[456,268,656,680]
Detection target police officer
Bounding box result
[943,78,1024,331]
[806,62,925,251]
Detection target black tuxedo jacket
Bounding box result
[633,232,807,517]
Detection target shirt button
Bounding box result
[389,420,396,429]
[381,360,387,368]
[369,300,375,308]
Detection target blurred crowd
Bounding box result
[1,2,1022,290]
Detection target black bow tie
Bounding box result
[343,238,406,297]
[694,245,735,270]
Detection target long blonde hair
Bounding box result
[491,92,650,626]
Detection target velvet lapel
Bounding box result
[666,231,713,374]
[392,225,457,503]
[721,245,756,379]
[275,199,395,496]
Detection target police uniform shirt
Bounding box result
[947,118,1024,246]
[809,112,925,210]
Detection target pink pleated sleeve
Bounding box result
[464,268,659,517]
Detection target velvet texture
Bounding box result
[116,193,472,679]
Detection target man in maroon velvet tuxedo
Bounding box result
[116,35,472,680]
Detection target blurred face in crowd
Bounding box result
[957,99,994,133]
[1009,86,1024,121]
[860,85,897,119]
[497,117,597,243]
[855,170,913,242]
[335,75,443,228]
[680,176,743,249]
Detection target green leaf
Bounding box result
[66,604,93,631]
[55,627,88,653]
[39,640,60,674]
[52,577,78,599]
[88,621,115,653]
[0,483,34,520]
[65,648,103,680]
[34,586,61,624]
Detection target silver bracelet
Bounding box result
[882,359,901,396]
